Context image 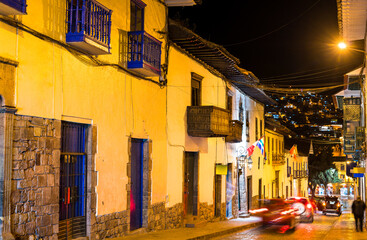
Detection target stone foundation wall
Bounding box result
[95,202,183,239]
[11,116,61,240]
[165,203,183,229]
[232,189,239,218]
[199,202,214,222]
[148,202,166,231]
[95,210,129,239]
[220,202,226,220]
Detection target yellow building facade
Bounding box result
[0,1,282,240]
[0,0,187,239]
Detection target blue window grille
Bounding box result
[0,0,27,14]
[128,31,162,76]
[66,0,112,53]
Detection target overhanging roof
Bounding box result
[165,0,201,7]
[169,20,276,105]
[265,119,297,137]
[337,0,367,41]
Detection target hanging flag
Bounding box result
[256,137,265,156]
[290,144,297,159]
[247,143,256,157]
[309,140,314,155]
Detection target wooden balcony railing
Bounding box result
[187,106,230,137]
[225,120,243,143]
[272,153,285,166]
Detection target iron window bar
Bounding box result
[128,31,162,75]
[66,0,112,51]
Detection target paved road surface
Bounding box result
[214,211,366,240]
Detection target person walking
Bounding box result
[352,196,366,232]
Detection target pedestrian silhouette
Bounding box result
[352,196,366,232]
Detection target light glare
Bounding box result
[338,42,347,49]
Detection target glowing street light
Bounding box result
[338,42,347,49]
[337,41,365,53]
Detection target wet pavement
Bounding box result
[214,211,367,240]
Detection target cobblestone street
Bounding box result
[214,211,367,240]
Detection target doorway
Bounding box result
[258,178,262,207]
[183,152,199,218]
[59,122,88,240]
[215,174,222,217]
[247,176,252,212]
[226,164,233,218]
[275,170,280,198]
[130,139,147,231]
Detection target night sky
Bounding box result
[169,0,364,92]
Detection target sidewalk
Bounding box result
[111,217,262,240]
[323,211,367,240]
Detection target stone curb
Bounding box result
[187,221,262,240]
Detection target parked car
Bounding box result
[309,198,317,212]
[250,199,298,231]
[322,196,342,216]
[288,197,314,223]
[310,196,325,211]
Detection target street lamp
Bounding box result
[237,155,253,170]
[337,41,367,202]
[338,42,347,50]
[237,155,246,168]
[337,41,366,53]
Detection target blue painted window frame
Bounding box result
[66,0,112,52]
[130,0,146,32]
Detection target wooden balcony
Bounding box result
[0,0,27,15]
[356,127,365,140]
[187,106,230,137]
[225,120,243,143]
[344,144,355,154]
[272,153,285,166]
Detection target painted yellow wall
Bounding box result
[244,98,264,198]
[166,46,227,206]
[0,0,168,215]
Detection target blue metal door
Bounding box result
[130,139,144,230]
[59,122,87,240]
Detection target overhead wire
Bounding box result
[0,15,165,87]
[230,77,360,95]
[224,0,322,46]
[260,63,358,82]
[260,63,357,80]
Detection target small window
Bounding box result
[341,164,345,171]
[239,100,244,122]
[191,73,203,106]
[246,111,249,142]
[227,90,233,119]
[131,0,146,31]
[260,120,263,137]
[348,76,362,90]
[255,118,258,140]
[258,157,260,169]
